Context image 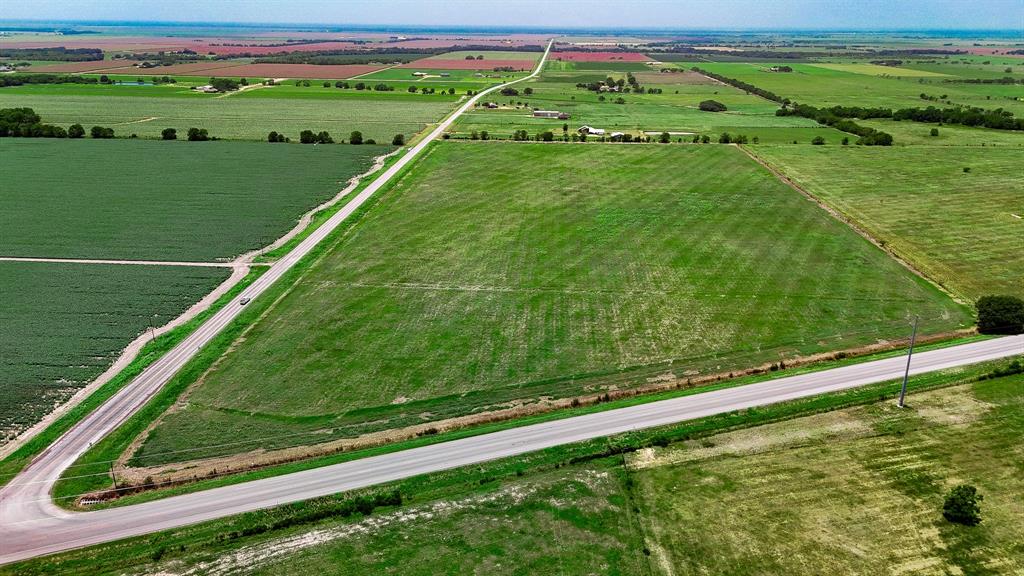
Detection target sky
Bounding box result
[2,0,1022,31]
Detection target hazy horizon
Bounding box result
[2,0,1022,32]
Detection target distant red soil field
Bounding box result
[551,51,651,62]
[398,59,534,70]
[205,63,385,79]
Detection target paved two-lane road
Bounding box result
[1,334,1019,563]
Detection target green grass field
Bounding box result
[455,75,843,142]
[0,261,229,444]
[676,61,1024,116]
[631,373,1024,575]
[0,88,455,141]
[128,142,968,466]
[0,139,387,261]
[752,145,1024,300]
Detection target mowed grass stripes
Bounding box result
[753,145,1024,300]
[132,142,970,464]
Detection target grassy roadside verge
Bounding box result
[62,331,992,510]
[10,358,1021,575]
[0,268,266,489]
[50,145,434,505]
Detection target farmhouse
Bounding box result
[533,110,571,119]
[577,125,606,136]
[412,71,427,76]
[485,102,499,109]
[192,84,219,93]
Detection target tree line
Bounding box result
[0,74,102,88]
[0,47,103,61]
[776,104,893,145]
[269,129,405,146]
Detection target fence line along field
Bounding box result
[128,142,969,466]
[0,261,229,446]
[752,145,1024,300]
[0,139,387,262]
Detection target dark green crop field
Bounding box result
[753,145,1024,300]
[0,139,387,261]
[0,261,228,444]
[130,142,969,465]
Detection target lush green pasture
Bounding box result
[359,67,526,83]
[632,374,1024,575]
[753,145,1024,300]
[234,82,469,100]
[0,139,386,261]
[0,90,455,141]
[131,142,967,464]
[859,118,1024,147]
[0,261,228,444]
[682,61,1024,115]
[456,77,842,141]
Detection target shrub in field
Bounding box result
[718,132,732,144]
[976,295,1024,334]
[540,130,554,142]
[930,127,940,136]
[316,131,333,144]
[299,130,316,144]
[480,130,489,141]
[943,484,983,525]
[699,99,728,112]
[90,125,114,139]
[658,132,671,143]
[812,136,826,145]
[186,127,209,141]
[268,131,287,143]
[68,123,85,138]
[392,133,405,146]
[349,130,364,145]
[161,128,177,140]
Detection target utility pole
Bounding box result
[109,462,119,491]
[897,316,919,408]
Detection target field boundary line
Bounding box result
[737,144,966,305]
[0,257,240,268]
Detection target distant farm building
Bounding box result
[533,110,570,119]
[412,71,427,76]
[577,125,605,136]
[192,85,219,93]
[485,102,499,109]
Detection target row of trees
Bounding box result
[893,106,1023,131]
[776,104,894,145]
[0,74,100,88]
[268,130,404,146]
[690,66,787,104]
[0,47,103,61]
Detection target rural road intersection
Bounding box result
[2,39,1022,564]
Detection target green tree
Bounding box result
[718,132,732,144]
[68,123,85,138]
[699,99,727,112]
[299,130,316,144]
[524,87,533,95]
[943,485,982,526]
[930,127,940,136]
[480,130,489,141]
[658,132,670,143]
[392,133,405,146]
[349,130,363,145]
[186,127,208,141]
[976,295,1024,334]
[812,136,826,145]
[161,127,177,140]
[540,130,554,142]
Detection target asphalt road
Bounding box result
[0,40,552,563]
[1,334,1020,563]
